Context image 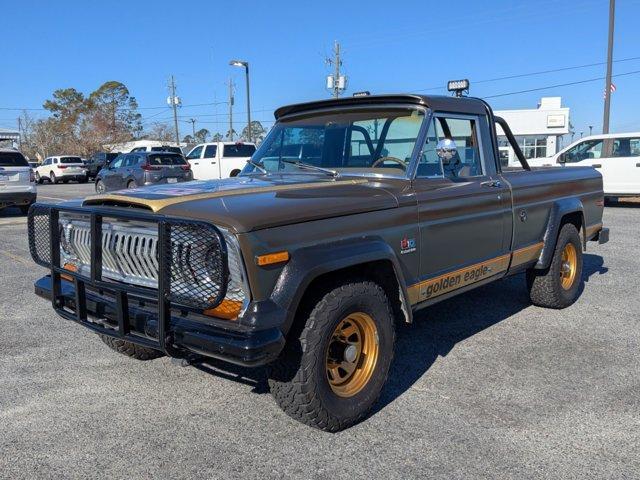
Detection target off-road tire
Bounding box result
[268,280,395,432]
[99,334,164,360]
[526,223,583,309]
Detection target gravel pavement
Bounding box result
[0,187,638,479]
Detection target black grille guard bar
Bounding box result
[30,203,229,354]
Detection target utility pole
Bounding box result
[228,78,235,141]
[168,75,180,145]
[333,41,341,99]
[326,41,346,98]
[189,118,196,139]
[602,0,615,134]
[17,117,22,149]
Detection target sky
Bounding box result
[1,0,639,140]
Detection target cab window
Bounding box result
[204,145,217,158]
[611,137,640,157]
[563,140,603,163]
[187,146,203,159]
[417,116,484,179]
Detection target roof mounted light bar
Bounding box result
[447,79,470,97]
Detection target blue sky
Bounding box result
[1,0,639,139]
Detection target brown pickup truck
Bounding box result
[28,94,608,431]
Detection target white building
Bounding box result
[495,97,570,167]
[103,139,185,153]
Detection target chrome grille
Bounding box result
[62,217,160,288]
[28,206,232,311]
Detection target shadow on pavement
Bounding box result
[194,254,607,410]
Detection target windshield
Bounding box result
[0,151,29,167]
[60,157,82,164]
[243,108,424,176]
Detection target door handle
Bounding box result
[636,163,640,168]
[592,164,602,168]
[480,180,502,188]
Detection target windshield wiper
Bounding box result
[280,159,339,177]
[245,159,268,174]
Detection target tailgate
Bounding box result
[0,167,31,185]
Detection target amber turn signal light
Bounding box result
[256,251,290,267]
[204,299,243,320]
[61,263,78,282]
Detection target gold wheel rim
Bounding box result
[560,243,578,290]
[325,312,379,398]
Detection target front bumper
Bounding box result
[35,275,285,366]
[0,190,37,208]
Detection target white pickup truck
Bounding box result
[528,132,640,198]
[185,142,256,180]
[0,149,37,213]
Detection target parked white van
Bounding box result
[185,142,257,180]
[528,132,640,197]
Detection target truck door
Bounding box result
[410,113,512,304]
[602,136,640,195]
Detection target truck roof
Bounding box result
[274,94,490,119]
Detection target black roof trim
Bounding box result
[273,94,490,119]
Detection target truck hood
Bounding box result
[82,175,402,232]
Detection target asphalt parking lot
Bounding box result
[0,183,638,479]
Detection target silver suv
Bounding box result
[0,149,37,213]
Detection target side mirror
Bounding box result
[436,138,457,161]
[557,154,566,164]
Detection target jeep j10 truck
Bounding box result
[27,94,609,431]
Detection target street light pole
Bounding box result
[230,60,252,143]
[602,0,615,134]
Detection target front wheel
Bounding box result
[35,172,42,184]
[268,280,395,431]
[526,223,583,309]
[95,180,106,194]
[49,171,58,184]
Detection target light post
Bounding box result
[229,60,251,143]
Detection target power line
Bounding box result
[414,55,640,93]
[483,69,640,99]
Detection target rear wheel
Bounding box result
[127,180,137,189]
[268,280,395,431]
[526,223,583,308]
[99,335,164,360]
[230,169,241,177]
[95,180,106,194]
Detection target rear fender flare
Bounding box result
[270,238,412,335]
[536,198,585,269]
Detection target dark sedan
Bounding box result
[94,152,193,193]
